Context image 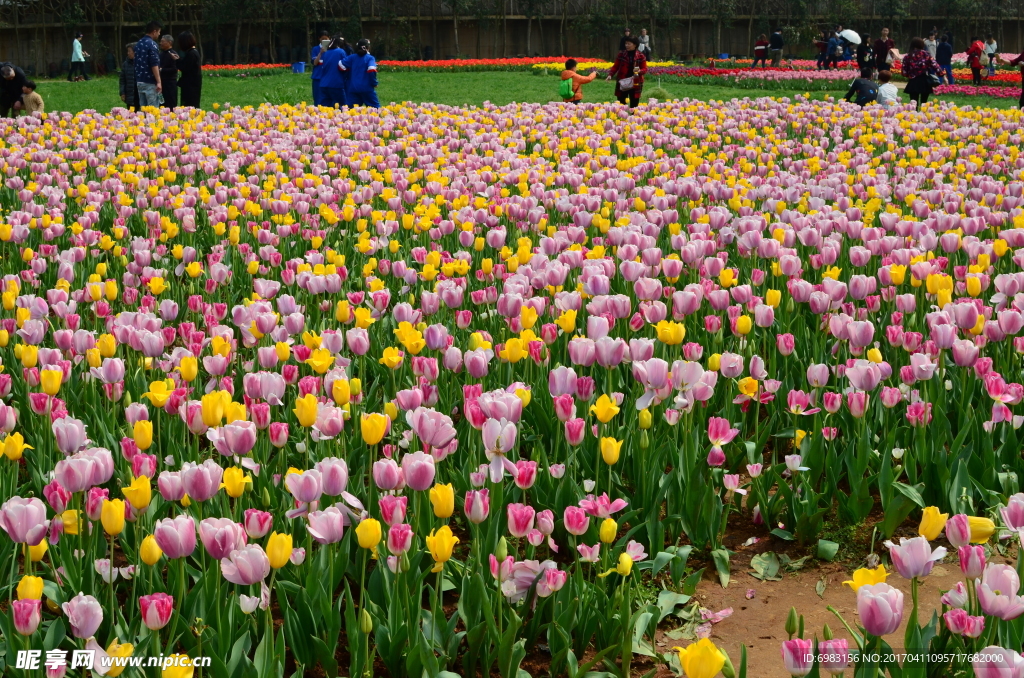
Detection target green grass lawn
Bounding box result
[32,70,1023,112]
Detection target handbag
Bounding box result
[927,73,941,86]
[617,76,634,91]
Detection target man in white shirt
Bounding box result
[876,70,900,108]
[924,32,938,58]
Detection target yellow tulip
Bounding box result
[638,409,652,430]
[140,535,163,565]
[148,277,168,295]
[61,510,80,536]
[143,379,174,407]
[97,334,117,357]
[332,378,351,406]
[305,348,335,374]
[20,344,37,368]
[266,532,293,569]
[335,300,352,323]
[429,483,455,518]
[123,475,152,509]
[133,420,153,451]
[555,309,577,333]
[201,390,230,427]
[600,437,622,465]
[615,552,633,576]
[674,638,727,678]
[842,565,888,591]
[890,265,906,285]
[28,539,46,562]
[101,499,126,536]
[161,654,194,678]
[708,353,721,371]
[275,342,291,362]
[354,307,376,329]
[3,432,32,461]
[765,289,782,307]
[355,518,382,549]
[378,346,404,369]
[735,316,752,335]
[655,320,685,345]
[918,506,948,540]
[361,413,388,445]
[40,368,62,396]
[599,518,617,544]
[969,516,996,544]
[178,356,198,382]
[293,393,318,428]
[866,348,883,363]
[221,467,252,498]
[500,338,526,363]
[17,575,43,600]
[737,377,758,397]
[425,525,460,572]
[105,639,135,677]
[590,394,620,424]
[224,401,247,424]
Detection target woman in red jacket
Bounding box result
[967,36,985,85]
[606,36,647,108]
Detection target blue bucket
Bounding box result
[718,53,730,59]
[292,62,306,74]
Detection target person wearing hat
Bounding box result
[342,39,380,109]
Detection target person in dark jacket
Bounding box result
[936,35,954,84]
[873,27,895,72]
[119,43,138,110]
[619,28,633,52]
[769,28,784,65]
[901,36,942,105]
[824,32,842,70]
[342,39,380,109]
[317,37,348,108]
[176,31,202,108]
[856,36,874,78]
[159,34,179,110]
[844,76,878,106]
[0,63,27,117]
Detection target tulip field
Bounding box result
[4,92,1024,678]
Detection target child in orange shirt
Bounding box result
[560,59,597,104]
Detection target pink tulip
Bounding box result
[464,489,490,524]
[978,564,1024,620]
[846,392,869,418]
[43,480,70,513]
[857,583,903,636]
[401,451,436,491]
[154,515,197,559]
[0,496,49,545]
[959,545,986,579]
[221,544,271,585]
[513,460,538,489]
[139,592,174,630]
[564,418,585,446]
[315,457,349,496]
[407,407,457,449]
[780,638,812,677]
[85,487,109,521]
[199,517,247,560]
[972,646,1024,678]
[564,506,591,535]
[307,506,346,544]
[776,333,795,356]
[373,459,403,490]
[13,597,41,635]
[379,495,408,526]
[62,594,103,640]
[1002,494,1024,532]
[945,513,971,547]
[941,581,968,609]
[816,639,850,675]
[885,536,946,579]
[243,509,273,539]
[507,503,536,538]
[52,416,88,455]
[578,493,628,518]
[387,523,414,555]
[181,460,223,503]
[577,543,600,562]
[269,422,290,448]
[806,364,829,387]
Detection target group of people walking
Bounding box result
[309,31,381,109]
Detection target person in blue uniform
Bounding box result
[318,37,348,108]
[310,29,330,106]
[342,39,379,109]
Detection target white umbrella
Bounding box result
[840,30,862,45]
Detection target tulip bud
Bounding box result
[495,536,508,562]
[359,607,373,634]
[262,487,271,508]
[721,651,736,678]
[822,623,833,640]
[599,518,617,544]
[640,431,649,449]
[785,607,798,638]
